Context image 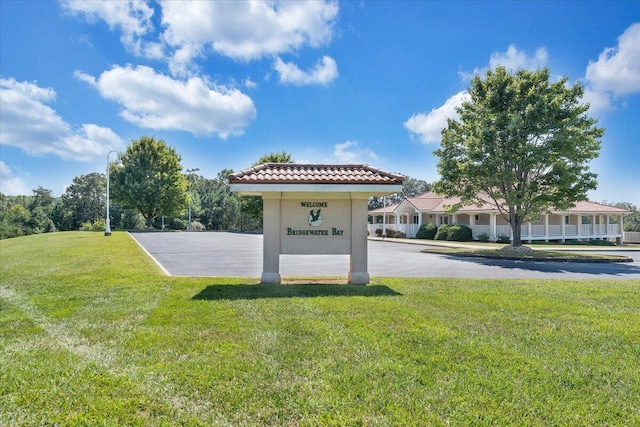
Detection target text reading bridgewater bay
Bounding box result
[287,228,344,236]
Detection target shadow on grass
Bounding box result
[192,284,402,301]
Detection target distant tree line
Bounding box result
[0,168,261,239]
[3,135,638,239]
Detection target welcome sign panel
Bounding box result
[280,199,352,255]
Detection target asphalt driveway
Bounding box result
[129,232,640,280]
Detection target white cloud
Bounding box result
[404,91,470,144]
[76,65,256,138]
[60,0,160,58]
[333,141,379,164]
[0,78,124,161]
[274,56,338,86]
[489,45,549,71]
[64,1,338,76]
[160,0,338,71]
[459,45,549,81]
[0,161,30,195]
[586,22,640,96]
[581,88,613,116]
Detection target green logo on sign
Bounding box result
[309,209,322,227]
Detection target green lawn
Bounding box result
[1,232,639,426]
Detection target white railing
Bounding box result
[531,225,545,237]
[471,225,491,237]
[368,223,419,237]
[624,231,640,243]
[548,225,562,236]
[497,225,511,238]
[368,221,624,240]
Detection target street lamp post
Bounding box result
[185,168,199,231]
[105,150,122,236]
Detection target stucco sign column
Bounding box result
[229,163,404,285]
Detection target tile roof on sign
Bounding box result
[228,163,405,185]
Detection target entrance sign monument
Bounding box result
[229,163,404,284]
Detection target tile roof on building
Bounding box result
[228,163,405,185]
[369,192,630,215]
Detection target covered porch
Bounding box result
[368,210,625,243]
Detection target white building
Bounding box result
[368,192,629,243]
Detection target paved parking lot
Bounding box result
[129,232,640,280]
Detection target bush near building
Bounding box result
[435,225,473,242]
[416,223,438,240]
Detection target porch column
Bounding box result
[470,214,476,238]
[606,214,610,236]
[261,193,281,284]
[349,195,370,285]
[618,215,624,245]
[544,214,549,242]
[592,214,596,237]
[561,215,566,243]
[527,222,532,241]
[578,215,583,237]
[491,213,497,240]
[453,214,458,225]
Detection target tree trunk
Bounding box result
[511,219,522,246]
[146,215,154,228]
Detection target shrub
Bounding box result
[589,239,616,246]
[434,226,449,241]
[496,234,511,244]
[80,219,106,232]
[415,223,438,240]
[189,221,206,231]
[394,230,406,238]
[375,228,383,237]
[447,225,473,242]
[476,232,490,242]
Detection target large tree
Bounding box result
[434,67,603,247]
[59,173,106,229]
[110,136,189,227]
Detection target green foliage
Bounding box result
[79,218,107,231]
[476,232,490,242]
[434,67,603,246]
[375,228,407,238]
[415,223,438,240]
[496,235,511,244]
[59,172,106,230]
[110,136,189,227]
[588,239,616,246]
[369,177,431,209]
[1,232,638,425]
[435,224,473,241]
[612,202,640,232]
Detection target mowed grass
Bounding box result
[1,232,639,426]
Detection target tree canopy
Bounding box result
[434,67,603,247]
[110,136,189,227]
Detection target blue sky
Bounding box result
[1,1,639,206]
